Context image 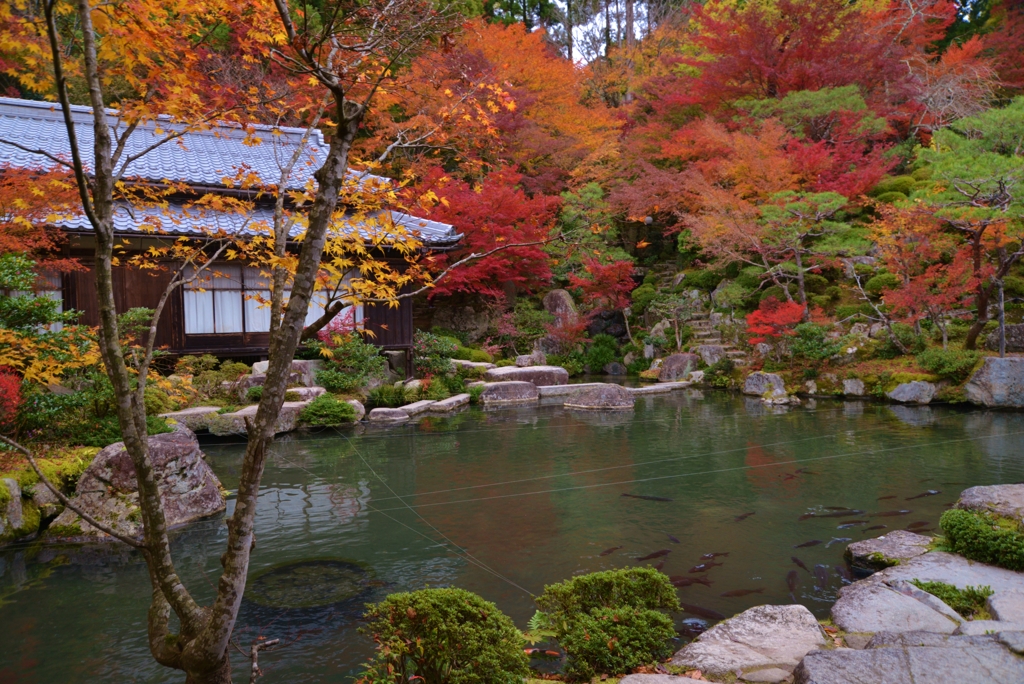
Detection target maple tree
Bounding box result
[746,296,805,348]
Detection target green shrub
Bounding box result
[585,334,619,371]
[911,167,933,181]
[414,330,458,376]
[313,334,389,392]
[430,327,470,346]
[534,568,679,681]
[1003,275,1024,298]
[735,266,765,290]
[865,272,901,295]
[547,351,586,376]
[451,346,475,361]
[469,349,492,363]
[78,414,173,448]
[760,283,797,303]
[909,580,992,619]
[143,386,173,415]
[424,380,452,401]
[835,303,874,320]
[359,588,529,684]
[791,323,842,361]
[495,359,515,368]
[366,384,407,409]
[630,283,658,313]
[811,295,833,309]
[174,354,220,376]
[245,385,263,403]
[940,508,1024,571]
[824,286,842,301]
[916,348,981,383]
[872,175,917,196]
[467,384,486,403]
[803,273,829,295]
[284,390,303,402]
[298,394,356,426]
[686,269,724,292]
[875,191,908,204]
[876,323,926,358]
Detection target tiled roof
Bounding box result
[0,97,459,246]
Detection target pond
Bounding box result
[2,390,1024,683]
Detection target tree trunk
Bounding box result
[999,279,1006,358]
[566,0,573,61]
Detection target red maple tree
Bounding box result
[746,297,806,345]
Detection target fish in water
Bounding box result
[680,603,725,621]
[791,556,810,573]
[690,561,724,573]
[795,468,819,475]
[670,574,713,588]
[637,549,671,561]
[667,534,681,544]
[906,490,941,500]
[837,521,869,529]
[621,493,673,502]
[813,564,830,588]
[794,540,823,548]
[654,560,666,571]
[734,512,756,522]
[835,565,853,582]
[906,521,931,529]
[599,546,624,557]
[863,525,887,532]
[823,506,853,511]
[701,552,730,560]
[787,570,800,595]
[721,588,765,597]
[877,495,898,500]
[873,510,913,517]
[799,510,865,521]
[907,527,934,533]
[826,537,852,548]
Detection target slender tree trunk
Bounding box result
[999,279,1006,358]
[793,249,808,317]
[566,0,573,62]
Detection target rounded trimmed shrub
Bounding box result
[359,588,529,684]
[298,394,356,426]
[940,508,1024,571]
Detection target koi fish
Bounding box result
[689,561,723,573]
[734,512,756,522]
[622,493,673,502]
[863,525,887,532]
[787,570,799,595]
[791,556,809,573]
[667,534,681,544]
[637,549,671,561]
[826,537,852,548]
[680,603,725,620]
[906,490,941,500]
[873,510,912,517]
[794,540,823,548]
[599,546,623,557]
[700,552,730,560]
[670,575,713,588]
[721,588,765,597]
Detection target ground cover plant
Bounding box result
[940,509,1024,571]
[910,580,993,619]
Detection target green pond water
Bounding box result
[3,390,1024,683]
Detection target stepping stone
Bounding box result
[285,386,326,401]
[989,590,1024,622]
[479,381,539,405]
[564,383,634,410]
[482,365,569,386]
[367,408,409,423]
[160,406,222,431]
[208,401,310,436]
[536,383,606,397]
[957,483,1024,523]
[400,400,435,415]
[845,530,932,571]
[671,604,826,681]
[428,394,470,412]
[831,582,960,635]
[450,359,496,370]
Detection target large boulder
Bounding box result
[697,344,726,367]
[956,483,1024,524]
[542,289,578,325]
[250,359,321,386]
[564,384,635,411]
[659,353,701,382]
[207,401,309,436]
[515,350,547,367]
[602,361,628,376]
[479,381,539,405]
[160,406,222,432]
[431,304,490,342]
[965,357,1024,407]
[887,381,936,404]
[842,378,866,396]
[831,581,961,635]
[1,478,39,544]
[986,323,1024,352]
[587,309,627,339]
[671,604,826,682]
[744,372,786,397]
[47,424,225,542]
[845,530,933,572]
[483,365,569,386]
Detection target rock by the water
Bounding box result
[564,384,635,411]
[451,358,496,371]
[956,483,1024,523]
[696,344,725,367]
[964,357,1024,407]
[515,350,547,367]
[208,401,309,436]
[660,353,700,382]
[671,604,826,681]
[347,399,366,421]
[479,381,539,405]
[284,386,326,401]
[887,381,936,404]
[250,359,321,386]
[367,408,409,423]
[542,289,578,325]
[400,400,435,416]
[795,631,1024,684]
[47,424,225,542]
[845,530,932,571]
[483,365,569,386]
[428,393,470,412]
[602,361,628,376]
[160,406,222,432]
[0,478,36,543]
[986,323,1024,352]
[842,378,866,396]
[831,582,960,635]
[988,591,1024,622]
[744,372,786,397]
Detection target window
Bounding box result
[183,264,359,335]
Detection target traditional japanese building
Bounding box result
[0,96,460,362]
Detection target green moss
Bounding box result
[3,446,99,497]
[866,551,900,569]
[45,522,83,538]
[910,580,993,619]
[940,508,1024,571]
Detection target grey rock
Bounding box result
[347,399,366,422]
[956,619,1024,636]
[887,381,936,404]
[985,323,1024,352]
[47,425,225,542]
[285,386,326,401]
[886,579,963,624]
[744,372,786,397]
[483,365,569,386]
[479,381,539,405]
[804,380,817,394]
[367,408,410,423]
[403,378,424,392]
[845,530,932,571]
[956,483,1024,523]
[450,358,496,371]
[623,351,636,367]
[988,591,1024,623]
[849,323,870,337]
[515,350,547,367]
[998,631,1024,654]
[564,384,635,411]
[831,582,960,634]
[30,481,61,519]
[603,361,628,376]
[208,401,309,436]
[250,359,321,386]
[160,406,222,432]
[428,393,470,412]
[649,319,672,342]
[754,342,772,356]
[876,551,1024,596]
[542,289,578,325]
[671,604,826,679]
[659,353,701,381]
[533,334,561,356]
[795,634,1024,684]
[1,478,24,539]
[618,676,681,684]
[697,344,726,367]
[889,405,935,427]
[689,370,705,384]
[710,312,732,326]
[431,305,490,342]
[741,668,794,683]
[400,400,436,416]
[964,357,1024,407]
[842,379,866,396]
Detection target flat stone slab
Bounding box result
[845,530,932,571]
[671,604,826,679]
[160,406,222,431]
[831,582,960,634]
[564,383,635,410]
[964,357,1024,407]
[795,632,1024,683]
[957,483,1024,523]
[285,386,326,401]
[989,591,1024,622]
[450,358,496,370]
[876,551,1024,596]
[630,381,690,394]
[208,401,310,436]
[483,365,569,386]
[399,400,435,416]
[744,372,785,397]
[368,408,409,423]
[618,676,683,684]
[479,381,539,405]
[428,393,470,412]
[537,382,607,397]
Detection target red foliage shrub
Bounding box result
[567,259,636,312]
[746,297,805,345]
[0,368,22,433]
